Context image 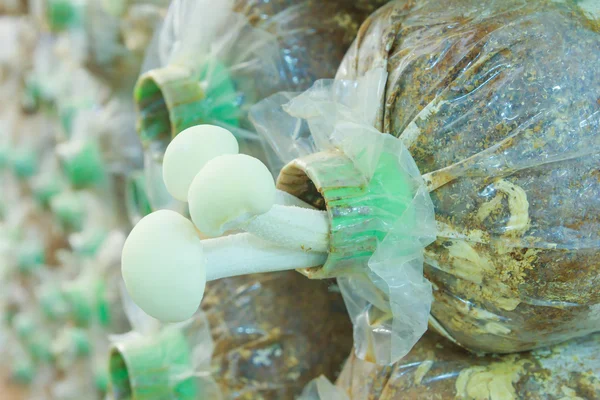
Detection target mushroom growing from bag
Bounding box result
[123,113,435,366]
[333,0,600,353]
[122,125,331,322]
[134,0,389,210]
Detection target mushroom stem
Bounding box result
[229,205,329,252]
[203,233,327,281]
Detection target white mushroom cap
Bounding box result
[188,154,276,237]
[121,210,206,322]
[162,125,239,202]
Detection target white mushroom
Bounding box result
[188,153,329,252]
[121,209,326,322]
[162,124,239,202]
[162,124,314,208]
[121,210,205,322]
[124,123,333,322]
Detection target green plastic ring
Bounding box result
[108,327,198,399]
[277,150,416,279]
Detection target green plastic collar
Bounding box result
[134,61,239,144]
[277,150,415,279]
[60,141,106,188]
[109,328,198,399]
[47,0,82,32]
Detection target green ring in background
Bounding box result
[134,60,240,145]
[47,0,83,32]
[108,327,198,399]
[60,140,106,189]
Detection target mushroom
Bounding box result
[162,123,314,208]
[162,124,239,202]
[188,153,329,252]
[121,209,326,322]
[123,123,333,322]
[162,124,329,251]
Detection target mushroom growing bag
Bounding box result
[135,0,387,210]
[251,68,437,365]
[334,331,600,400]
[331,0,600,353]
[113,272,352,399]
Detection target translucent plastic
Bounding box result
[335,331,600,400]
[299,376,349,400]
[30,0,167,86]
[251,69,437,365]
[334,0,600,353]
[67,96,142,176]
[136,0,386,210]
[120,271,353,399]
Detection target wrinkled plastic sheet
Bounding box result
[335,331,600,400]
[251,68,437,365]
[137,0,385,211]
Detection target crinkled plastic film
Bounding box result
[334,0,600,353]
[80,0,169,86]
[136,0,388,210]
[119,270,353,399]
[334,330,600,400]
[63,96,142,177]
[136,0,283,144]
[299,376,349,400]
[251,69,437,365]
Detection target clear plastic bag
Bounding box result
[113,271,353,399]
[299,376,350,400]
[334,331,600,400]
[80,0,169,87]
[135,0,386,210]
[334,0,600,353]
[250,69,437,365]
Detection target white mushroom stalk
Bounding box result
[122,210,326,322]
[122,124,332,322]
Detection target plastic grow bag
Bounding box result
[135,0,387,210]
[112,271,353,399]
[251,68,437,365]
[331,0,600,354]
[335,331,600,400]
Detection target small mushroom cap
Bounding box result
[121,210,206,322]
[188,154,276,237]
[163,124,239,202]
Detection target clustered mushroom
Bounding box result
[122,124,330,322]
